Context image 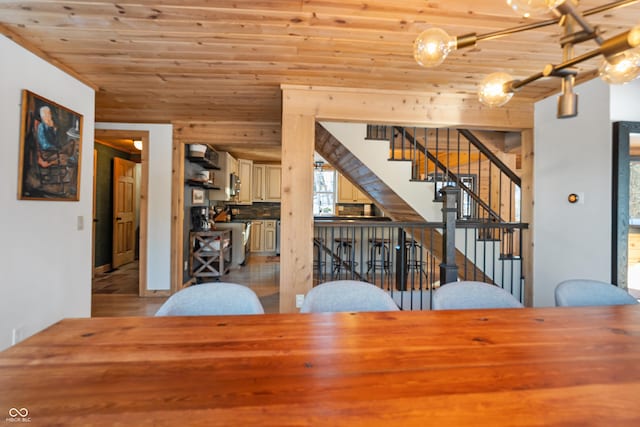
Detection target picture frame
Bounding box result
[192,188,205,205]
[17,90,83,201]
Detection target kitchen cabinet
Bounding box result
[337,173,371,203]
[253,164,281,202]
[252,165,265,202]
[236,158,253,205]
[250,220,263,251]
[250,219,277,253]
[264,220,277,252]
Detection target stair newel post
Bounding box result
[440,185,460,285]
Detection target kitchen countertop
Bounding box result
[232,218,280,222]
[229,216,390,222]
[314,215,391,221]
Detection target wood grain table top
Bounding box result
[1,306,640,426]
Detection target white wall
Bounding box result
[95,123,173,291]
[0,36,95,350]
[533,79,612,306]
[610,79,640,122]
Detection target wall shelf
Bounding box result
[186,179,221,190]
[187,156,221,170]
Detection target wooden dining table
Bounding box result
[1,305,640,426]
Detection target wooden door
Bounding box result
[113,157,137,268]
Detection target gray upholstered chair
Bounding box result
[155,282,265,316]
[300,280,399,313]
[432,280,524,310]
[554,279,638,307]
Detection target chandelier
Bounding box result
[413,0,640,118]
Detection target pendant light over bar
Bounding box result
[413,0,640,118]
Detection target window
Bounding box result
[313,169,336,215]
[430,174,475,219]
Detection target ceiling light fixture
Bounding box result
[133,139,143,150]
[413,0,640,118]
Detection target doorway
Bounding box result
[92,130,149,297]
[612,121,640,297]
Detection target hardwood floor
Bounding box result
[91,256,280,317]
[93,261,139,294]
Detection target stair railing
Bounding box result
[370,124,523,259]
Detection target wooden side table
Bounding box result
[190,230,231,281]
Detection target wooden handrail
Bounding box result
[457,129,521,187]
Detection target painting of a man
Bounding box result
[18,90,83,201]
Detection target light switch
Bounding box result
[77,215,84,230]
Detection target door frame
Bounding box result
[612,121,640,288]
[94,129,149,296]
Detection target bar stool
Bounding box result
[333,237,358,274]
[313,237,326,282]
[367,238,390,275]
[405,240,428,283]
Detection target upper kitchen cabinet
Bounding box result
[236,159,253,205]
[209,152,239,202]
[337,173,371,204]
[253,164,281,202]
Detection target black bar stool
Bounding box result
[405,240,428,283]
[333,237,358,274]
[367,238,390,276]
[313,237,326,282]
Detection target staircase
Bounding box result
[315,122,525,298]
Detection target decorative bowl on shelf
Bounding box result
[189,144,207,157]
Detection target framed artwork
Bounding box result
[192,188,205,205]
[17,90,83,201]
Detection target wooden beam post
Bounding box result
[280,108,315,312]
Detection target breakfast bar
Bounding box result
[1,306,640,425]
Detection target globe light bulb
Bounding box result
[133,139,143,150]
[413,28,454,67]
[628,24,640,48]
[599,50,640,84]
[478,72,515,107]
[506,0,563,18]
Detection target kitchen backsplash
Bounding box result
[336,204,382,216]
[220,202,281,219]
[213,202,382,219]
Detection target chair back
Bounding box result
[155,282,265,316]
[433,281,523,310]
[300,280,399,313]
[554,279,638,307]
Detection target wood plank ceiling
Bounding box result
[1,1,639,160]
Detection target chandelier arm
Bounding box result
[508,29,633,92]
[556,1,603,44]
[510,72,545,91]
[468,0,637,47]
[476,18,560,43]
